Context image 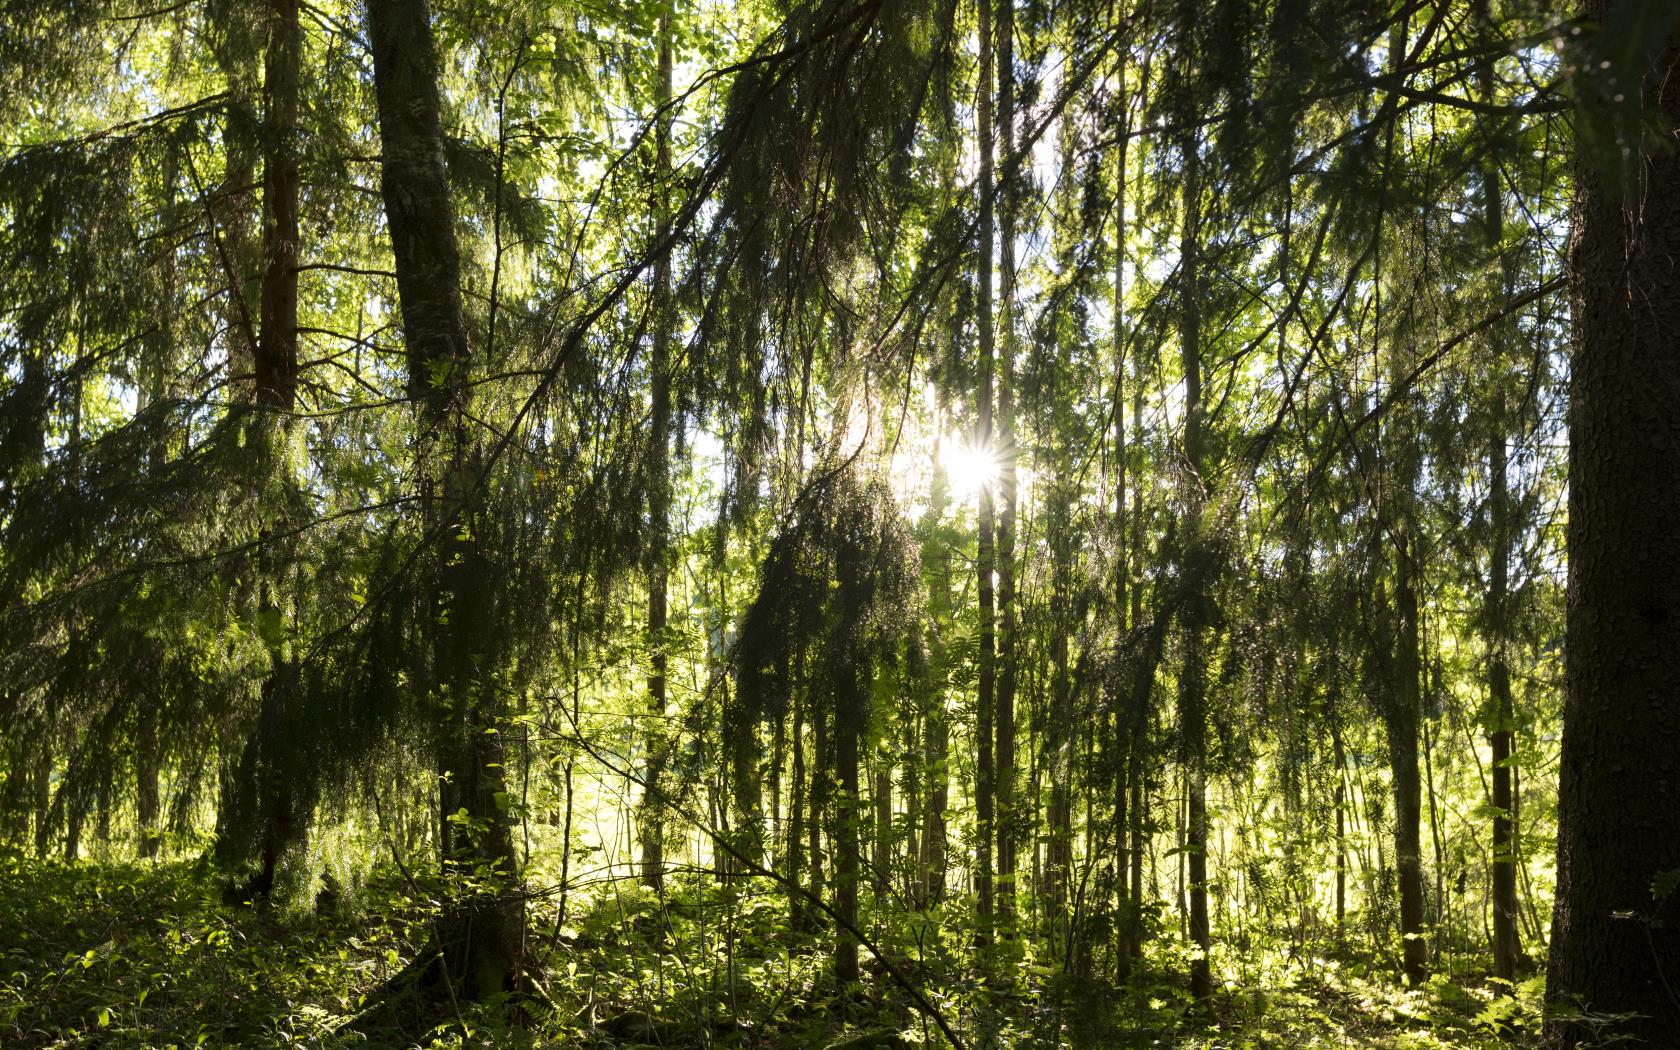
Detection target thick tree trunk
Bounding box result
[367,0,521,1001]
[1547,6,1680,1042]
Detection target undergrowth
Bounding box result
[0,856,1547,1048]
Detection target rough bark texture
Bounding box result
[367,0,469,421]
[255,0,299,413]
[1546,6,1680,1042]
[367,0,520,1002]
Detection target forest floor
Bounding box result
[0,856,1542,1049]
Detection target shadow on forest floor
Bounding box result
[0,856,1541,1048]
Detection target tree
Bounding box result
[1547,4,1680,1042]
[994,0,1021,937]
[0,0,1598,1042]
[640,9,676,894]
[1476,0,1523,986]
[974,0,998,944]
[366,0,521,1000]
[1177,113,1213,1002]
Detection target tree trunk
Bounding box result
[919,420,950,907]
[255,0,299,413]
[1333,719,1347,935]
[788,677,808,925]
[1179,124,1212,1003]
[1477,0,1523,984]
[994,0,1020,937]
[1045,494,1074,953]
[1547,6,1680,1042]
[249,0,302,896]
[1487,333,1523,989]
[874,749,893,900]
[835,664,862,985]
[367,0,520,1001]
[973,0,996,944]
[1388,534,1430,986]
[136,694,160,860]
[1111,30,1134,977]
[640,11,674,892]
[1126,181,1148,970]
[809,691,827,918]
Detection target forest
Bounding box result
[1,0,1677,1046]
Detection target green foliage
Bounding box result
[0,0,1591,1044]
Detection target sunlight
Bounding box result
[941,434,999,503]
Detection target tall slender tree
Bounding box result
[994,0,1020,935]
[640,10,675,893]
[1179,115,1212,1003]
[974,0,998,944]
[367,0,522,999]
[1477,0,1523,986]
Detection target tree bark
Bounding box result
[1179,124,1212,1003]
[1387,529,1430,986]
[367,0,521,1001]
[237,0,303,897]
[1546,5,1680,1042]
[994,0,1020,937]
[973,0,996,945]
[255,0,299,413]
[834,659,863,985]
